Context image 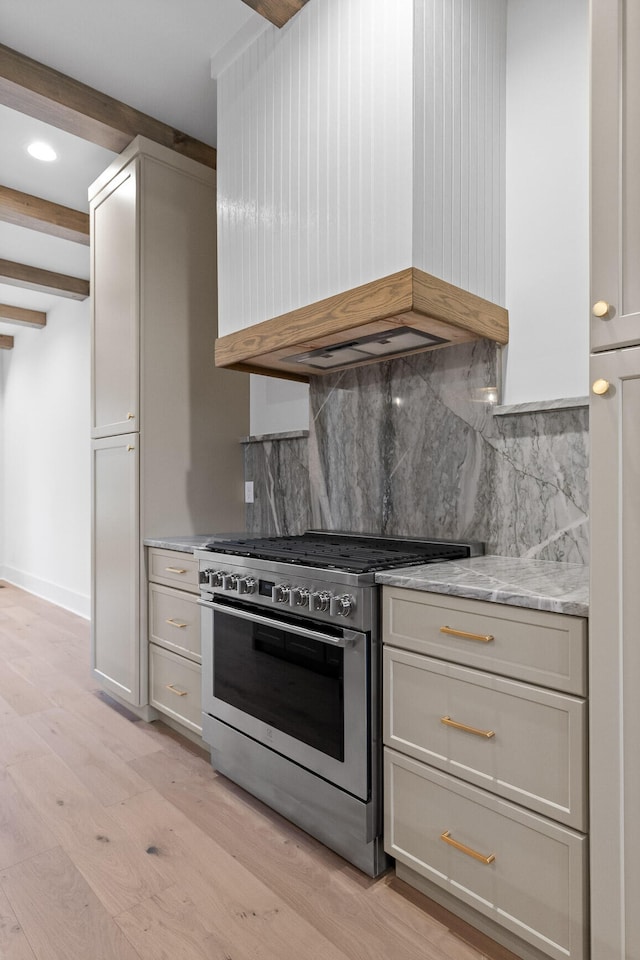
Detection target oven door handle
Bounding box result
[200,599,362,648]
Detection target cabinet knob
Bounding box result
[592,378,611,396]
[127,412,136,420]
[592,300,611,318]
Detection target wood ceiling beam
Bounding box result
[0,302,47,327]
[238,0,310,28]
[0,185,89,245]
[0,335,14,350]
[0,259,89,300]
[0,44,216,169]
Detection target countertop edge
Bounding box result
[375,575,588,617]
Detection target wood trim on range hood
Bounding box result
[215,267,509,382]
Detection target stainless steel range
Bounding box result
[196,531,482,876]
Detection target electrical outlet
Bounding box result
[244,481,254,503]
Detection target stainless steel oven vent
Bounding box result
[284,325,448,370]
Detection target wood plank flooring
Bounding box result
[0,581,519,960]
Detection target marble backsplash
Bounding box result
[243,341,589,562]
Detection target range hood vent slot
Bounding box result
[285,326,448,370]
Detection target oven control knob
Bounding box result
[330,594,356,618]
[199,569,212,585]
[209,569,227,588]
[311,590,333,613]
[289,587,310,608]
[272,583,291,603]
[222,573,239,591]
[238,576,257,595]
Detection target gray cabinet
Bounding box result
[589,2,640,956]
[383,588,588,960]
[589,347,640,960]
[91,436,139,701]
[89,136,248,711]
[91,162,138,438]
[591,0,640,353]
[148,548,202,738]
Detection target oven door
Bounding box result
[200,598,370,801]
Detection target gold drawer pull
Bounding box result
[440,625,494,643]
[441,831,495,864]
[165,618,188,629]
[165,683,188,697]
[126,412,136,420]
[440,716,495,738]
[165,567,187,575]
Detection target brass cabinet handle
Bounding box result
[440,716,495,739]
[126,444,135,452]
[165,683,188,697]
[440,831,495,864]
[440,625,494,643]
[592,300,611,318]
[127,412,136,420]
[592,378,611,396]
[165,618,188,628]
[165,567,187,574]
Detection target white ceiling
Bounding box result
[0,0,266,341]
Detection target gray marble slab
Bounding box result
[244,433,310,536]
[144,534,248,554]
[376,555,589,617]
[307,341,589,563]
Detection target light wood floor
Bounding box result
[0,581,519,960]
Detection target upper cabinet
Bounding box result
[91,162,138,437]
[214,0,509,380]
[591,0,640,352]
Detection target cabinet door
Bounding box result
[91,435,141,705]
[91,161,139,438]
[385,749,587,960]
[384,647,587,829]
[590,346,640,960]
[591,0,640,351]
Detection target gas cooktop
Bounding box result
[202,531,482,574]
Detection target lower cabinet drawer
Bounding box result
[149,644,202,734]
[383,587,587,695]
[384,646,587,829]
[148,548,200,593]
[149,583,201,662]
[384,748,587,960]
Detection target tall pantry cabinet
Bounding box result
[589,3,640,958]
[89,136,248,711]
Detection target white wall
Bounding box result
[249,374,309,436]
[1,299,91,616]
[413,0,506,306]
[0,355,4,570]
[502,0,589,404]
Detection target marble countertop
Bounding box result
[144,533,248,554]
[376,555,589,617]
[144,540,589,617]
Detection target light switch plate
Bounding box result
[244,481,254,503]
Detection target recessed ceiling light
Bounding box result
[27,141,57,162]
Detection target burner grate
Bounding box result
[203,534,470,573]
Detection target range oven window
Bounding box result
[213,609,344,761]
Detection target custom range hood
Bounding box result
[214,267,509,381]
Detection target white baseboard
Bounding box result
[0,566,90,619]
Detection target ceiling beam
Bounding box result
[0,259,89,300]
[238,0,310,28]
[0,335,14,350]
[0,185,89,245]
[0,302,47,327]
[0,43,216,169]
